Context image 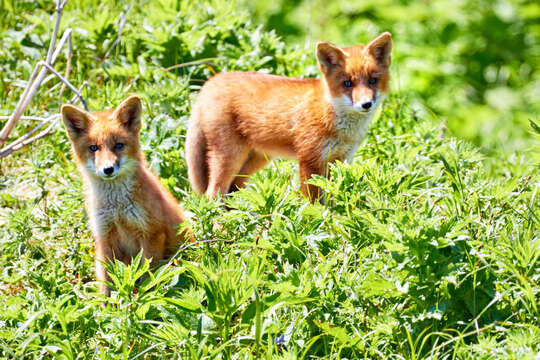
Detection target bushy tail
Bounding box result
[185,118,208,195]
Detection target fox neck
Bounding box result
[80,158,147,237]
[331,94,378,130]
[321,83,385,162]
[326,87,380,135]
[81,158,141,201]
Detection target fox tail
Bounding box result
[185,118,209,195]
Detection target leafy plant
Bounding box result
[0,0,538,359]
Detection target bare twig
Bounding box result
[163,59,216,72]
[45,0,67,65]
[0,64,42,145]
[0,119,60,158]
[38,62,87,111]
[0,26,73,146]
[0,0,92,158]
[0,82,87,158]
[103,11,128,60]
[0,116,53,122]
[0,0,88,157]
[1,114,59,152]
[73,81,88,103]
[58,30,73,104]
[44,81,63,96]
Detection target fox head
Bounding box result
[61,95,143,180]
[316,32,392,114]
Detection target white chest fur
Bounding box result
[323,94,381,162]
[84,174,147,241]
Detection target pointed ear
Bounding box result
[61,104,91,139]
[316,42,346,73]
[364,32,392,67]
[113,95,142,133]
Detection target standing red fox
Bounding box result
[61,96,190,296]
[186,32,392,201]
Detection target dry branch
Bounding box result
[163,59,217,72]
[0,116,52,122]
[0,82,87,158]
[0,0,91,159]
[58,30,73,103]
[38,61,88,111]
[0,114,59,154]
[103,11,128,61]
[0,0,74,147]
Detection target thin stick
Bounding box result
[163,59,216,72]
[45,81,63,95]
[0,82,86,158]
[103,11,127,60]
[2,79,86,152]
[0,116,52,122]
[0,114,59,151]
[0,120,60,158]
[45,0,65,65]
[58,31,72,104]
[0,64,41,145]
[38,61,88,111]
[0,26,72,146]
[51,29,73,64]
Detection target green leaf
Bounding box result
[530,119,540,135]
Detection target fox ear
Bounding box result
[316,42,346,73]
[365,32,392,67]
[114,95,142,133]
[61,104,91,139]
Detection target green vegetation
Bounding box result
[0,0,539,358]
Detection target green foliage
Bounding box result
[0,0,539,359]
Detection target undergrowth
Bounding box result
[0,0,539,359]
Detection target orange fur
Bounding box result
[61,96,190,296]
[186,33,392,202]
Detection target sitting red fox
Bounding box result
[61,96,190,296]
[186,32,392,202]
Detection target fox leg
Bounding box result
[298,159,326,203]
[94,237,114,297]
[229,150,269,192]
[206,144,249,199]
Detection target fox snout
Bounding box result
[91,149,122,180]
[97,163,119,179]
[353,99,375,112]
[352,88,377,113]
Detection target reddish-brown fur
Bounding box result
[61,96,190,296]
[186,33,392,202]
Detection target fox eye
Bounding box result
[343,80,353,88]
[368,77,377,85]
[114,143,124,150]
[89,145,99,152]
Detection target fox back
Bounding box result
[186,32,392,201]
[61,96,189,296]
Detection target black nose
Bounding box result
[361,101,372,110]
[104,167,115,175]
